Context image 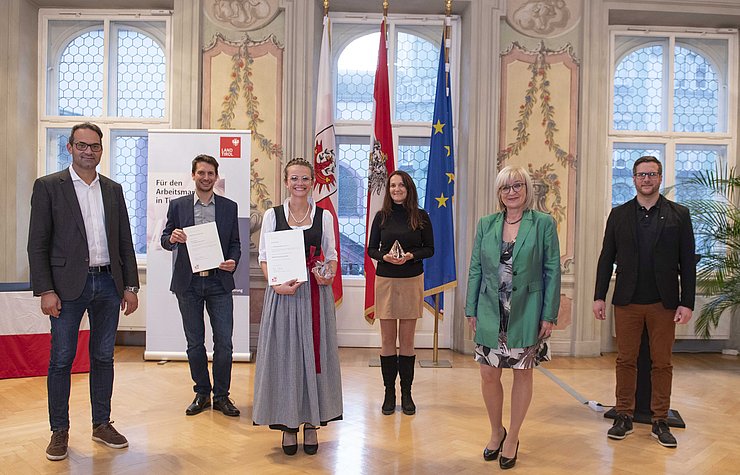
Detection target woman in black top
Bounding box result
[367,170,434,415]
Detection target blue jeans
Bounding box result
[48,271,120,431]
[175,275,234,399]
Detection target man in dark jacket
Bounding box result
[28,122,139,461]
[160,154,241,418]
[593,155,695,448]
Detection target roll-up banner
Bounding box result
[146,130,251,361]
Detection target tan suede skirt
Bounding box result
[374,274,424,319]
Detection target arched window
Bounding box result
[332,17,456,277]
[40,12,170,256]
[609,30,735,252]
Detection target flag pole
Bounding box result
[366,0,396,366]
[324,0,329,16]
[419,0,454,369]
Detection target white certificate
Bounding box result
[183,221,225,273]
[265,229,308,285]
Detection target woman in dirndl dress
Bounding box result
[465,165,561,469]
[253,157,342,456]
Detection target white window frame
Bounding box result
[37,9,173,261]
[607,26,737,212]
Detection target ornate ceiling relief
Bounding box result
[506,0,581,38]
[205,0,280,31]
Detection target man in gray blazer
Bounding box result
[28,122,140,461]
[160,154,241,418]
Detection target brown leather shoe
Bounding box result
[91,422,129,449]
[46,430,69,461]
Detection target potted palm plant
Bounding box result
[682,167,740,338]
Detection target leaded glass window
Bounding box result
[333,17,455,277]
[41,11,170,257]
[610,30,733,214]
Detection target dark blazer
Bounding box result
[465,210,561,349]
[160,193,241,294]
[594,195,696,310]
[27,169,139,300]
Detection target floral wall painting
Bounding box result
[506,0,581,39]
[202,33,284,251]
[204,0,281,31]
[498,41,578,274]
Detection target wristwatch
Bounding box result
[124,286,139,294]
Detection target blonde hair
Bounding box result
[494,165,534,212]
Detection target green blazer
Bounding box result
[465,210,561,349]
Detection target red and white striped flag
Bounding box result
[364,19,395,323]
[313,15,343,306]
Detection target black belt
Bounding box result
[89,265,111,273]
[194,270,216,277]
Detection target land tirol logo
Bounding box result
[220,137,241,158]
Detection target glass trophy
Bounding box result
[312,260,333,279]
[389,240,405,259]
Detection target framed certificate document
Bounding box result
[264,229,308,284]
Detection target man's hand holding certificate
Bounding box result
[181,222,226,272]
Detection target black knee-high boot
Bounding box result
[380,355,398,415]
[398,355,416,415]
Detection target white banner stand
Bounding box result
[145,129,251,362]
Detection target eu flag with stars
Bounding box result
[423,32,457,313]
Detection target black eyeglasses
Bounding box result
[73,141,103,152]
[634,172,660,179]
[500,182,525,194]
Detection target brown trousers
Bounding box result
[614,303,676,421]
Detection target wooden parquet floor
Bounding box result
[0,347,739,474]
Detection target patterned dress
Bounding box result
[474,240,551,368]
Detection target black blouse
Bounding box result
[367,203,434,278]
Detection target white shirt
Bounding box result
[258,198,337,263]
[69,166,110,266]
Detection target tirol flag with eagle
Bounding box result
[363,18,396,323]
[313,15,343,305]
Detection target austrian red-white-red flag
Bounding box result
[364,19,396,323]
[313,15,343,306]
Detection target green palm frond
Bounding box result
[680,166,740,338]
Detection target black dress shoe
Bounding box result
[282,431,298,456]
[499,441,519,470]
[483,427,507,461]
[303,425,319,455]
[185,394,211,415]
[213,398,240,417]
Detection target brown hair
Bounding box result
[632,155,662,175]
[379,170,424,230]
[192,154,219,174]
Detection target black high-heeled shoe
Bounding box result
[303,425,319,455]
[499,440,519,470]
[483,427,507,461]
[281,431,298,456]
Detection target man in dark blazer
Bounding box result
[594,155,695,449]
[28,122,140,461]
[160,154,241,417]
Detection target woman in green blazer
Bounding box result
[465,165,561,469]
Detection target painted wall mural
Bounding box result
[202,33,284,251]
[498,41,579,329]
